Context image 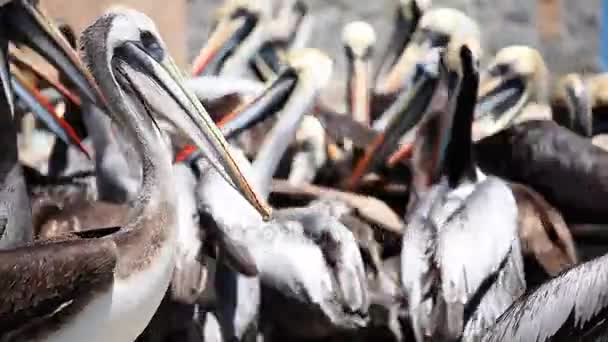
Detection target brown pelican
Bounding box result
[374,0,431,89]
[0,0,108,249]
[474,45,550,140]
[195,49,368,340]
[191,0,272,77]
[0,8,269,341]
[374,7,479,98]
[481,252,608,341]
[473,48,608,223]
[401,39,525,341]
[551,73,608,151]
[251,0,312,82]
[345,47,443,191]
[342,20,376,126]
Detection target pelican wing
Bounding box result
[482,253,608,342]
[0,238,117,339]
[436,177,519,334]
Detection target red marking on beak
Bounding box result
[10,53,82,106]
[174,144,198,164]
[27,81,91,160]
[386,143,414,167]
[345,133,385,191]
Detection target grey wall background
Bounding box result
[187,0,602,104]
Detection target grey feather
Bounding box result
[482,253,608,342]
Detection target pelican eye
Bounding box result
[139,30,164,62]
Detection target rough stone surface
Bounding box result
[187,0,601,102]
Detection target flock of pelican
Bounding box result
[1,0,608,341]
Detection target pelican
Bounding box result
[0,0,110,250]
[552,73,608,150]
[345,47,443,191]
[481,252,608,341]
[194,49,368,340]
[374,0,431,89]
[342,20,376,126]
[251,0,312,82]
[191,0,273,77]
[400,39,525,341]
[474,45,550,140]
[0,8,269,341]
[375,7,479,98]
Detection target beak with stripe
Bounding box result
[346,48,442,191]
[11,69,90,158]
[100,10,271,219]
[474,45,547,140]
[377,7,479,95]
[0,0,107,115]
[191,3,259,76]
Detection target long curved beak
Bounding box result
[346,50,441,190]
[10,51,81,106]
[473,72,528,140]
[11,71,90,159]
[174,69,296,166]
[374,2,420,88]
[115,42,272,220]
[191,13,257,76]
[2,1,107,112]
[220,67,297,138]
[563,77,593,137]
[377,41,428,94]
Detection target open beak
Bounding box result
[563,77,593,137]
[11,70,90,158]
[473,72,528,140]
[115,42,272,220]
[10,51,81,106]
[2,0,107,112]
[191,13,257,76]
[346,50,441,190]
[220,67,297,139]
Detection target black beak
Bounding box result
[191,10,258,76]
[221,66,298,139]
[1,1,108,112]
[11,71,90,158]
[114,40,272,219]
[346,50,441,190]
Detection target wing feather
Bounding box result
[0,238,117,339]
[437,177,521,335]
[483,253,608,342]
